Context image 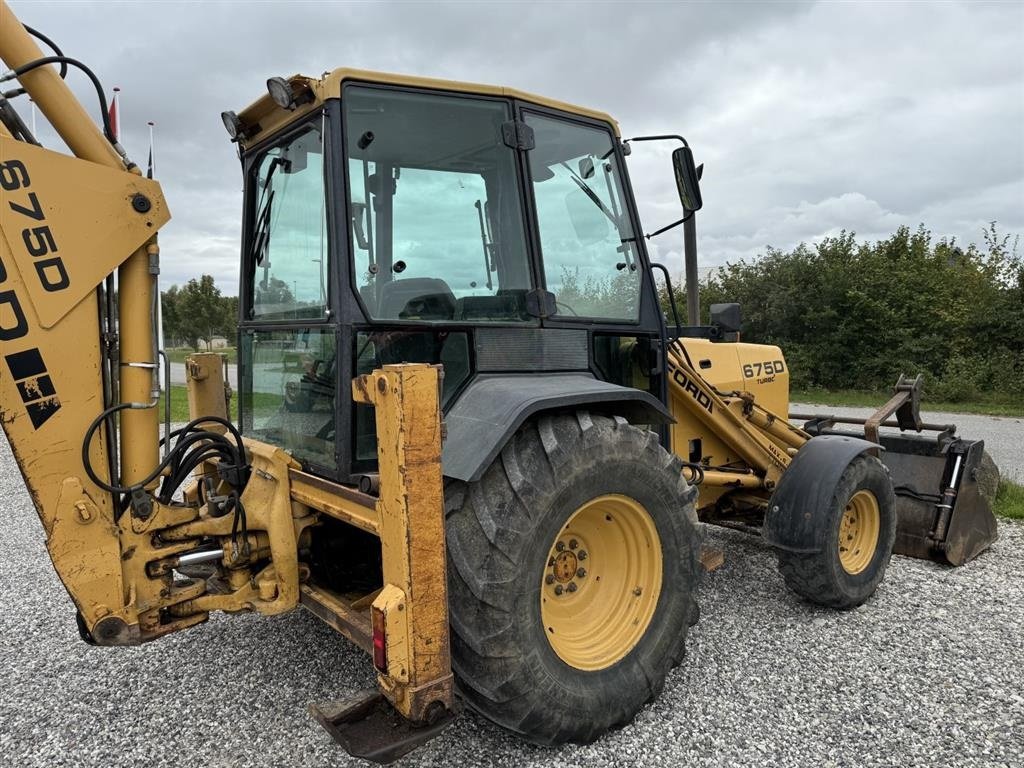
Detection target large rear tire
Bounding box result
[445,412,700,744]
[775,454,896,609]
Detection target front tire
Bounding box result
[445,412,700,744]
[775,454,896,609]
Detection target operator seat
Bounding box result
[377,277,457,321]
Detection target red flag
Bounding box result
[108,87,120,141]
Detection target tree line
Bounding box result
[161,275,238,350]
[693,224,1022,401]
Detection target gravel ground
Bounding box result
[2,425,1023,767]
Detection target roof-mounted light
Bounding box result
[220,110,260,143]
[266,77,295,110]
[221,110,243,140]
[267,76,315,112]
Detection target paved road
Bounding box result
[791,402,1023,480]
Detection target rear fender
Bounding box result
[442,373,672,482]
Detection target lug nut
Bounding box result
[554,585,564,596]
[577,567,586,578]
[566,582,577,593]
[569,539,578,550]
[555,541,565,552]
[546,574,555,585]
[633,587,643,596]
[548,557,556,567]
[578,550,588,561]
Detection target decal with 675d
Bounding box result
[0,158,64,429]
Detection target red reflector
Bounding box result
[371,606,387,673]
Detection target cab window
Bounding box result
[525,113,641,321]
[344,86,534,323]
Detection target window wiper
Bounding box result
[249,156,284,265]
[560,161,616,224]
[251,189,274,266]
[474,199,494,290]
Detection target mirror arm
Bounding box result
[644,210,694,240]
[625,134,690,149]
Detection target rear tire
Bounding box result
[775,454,896,610]
[445,412,700,744]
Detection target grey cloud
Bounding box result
[7,0,1022,293]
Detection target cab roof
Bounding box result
[235,67,620,150]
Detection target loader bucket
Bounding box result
[797,418,999,566]
[878,433,997,565]
[793,375,998,566]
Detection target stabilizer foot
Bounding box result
[310,689,457,764]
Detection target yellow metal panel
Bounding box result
[669,340,747,475]
[734,342,790,416]
[0,137,170,329]
[300,583,373,653]
[289,468,380,536]
[352,364,453,723]
[185,353,229,426]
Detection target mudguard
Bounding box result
[442,373,672,482]
[763,434,879,554]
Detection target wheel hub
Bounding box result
[551,550,578,583]
[838,489,881,575]
[540,494,662,671]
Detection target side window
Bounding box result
[525,113,641,321]
[240,328,336,469]
[249,121,328,321]
[344,86,534,323]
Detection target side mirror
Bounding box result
[710,303,741,332]
[672,146,703,212]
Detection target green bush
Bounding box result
[662,224,1023,401]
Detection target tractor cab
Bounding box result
[230,71,676,484]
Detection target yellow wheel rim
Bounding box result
[838,489,881,575]
[540,494,662,671]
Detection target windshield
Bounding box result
[249,120,328,321]
[344,86,533,323]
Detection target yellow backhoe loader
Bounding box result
[0,4,997,762]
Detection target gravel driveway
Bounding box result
[2,424,1022,767]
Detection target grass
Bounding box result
[164,347,237,364]
[994,479,1024,521]
[791,388,1024,418]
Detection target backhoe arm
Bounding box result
[0,0,169,641]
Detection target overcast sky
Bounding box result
[9,0,1024,294]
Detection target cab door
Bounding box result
[516,105,666,399]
